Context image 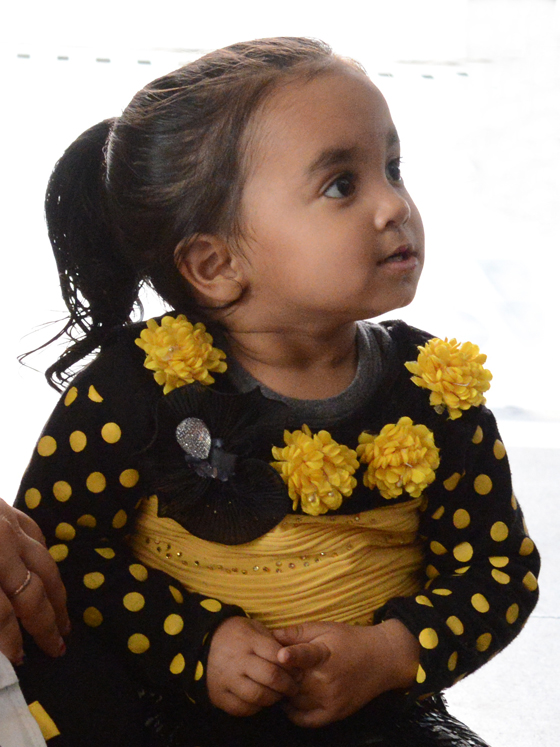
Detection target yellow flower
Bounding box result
[135,315,227,394]
[271,425,359,516]
[405,338,492,420]
[357,417,440,500]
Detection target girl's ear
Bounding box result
[175,235,246,305]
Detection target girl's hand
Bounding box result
[0,499,70,664]
[206,616,300,716]
[273,619,420,727]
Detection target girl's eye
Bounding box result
[386,158,403,183]
[323,174,356,199]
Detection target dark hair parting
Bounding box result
[44,119,140,389]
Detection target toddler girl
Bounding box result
[15,37,539,747]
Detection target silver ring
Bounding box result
[8,569,32,600]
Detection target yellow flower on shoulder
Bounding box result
[405,338,492,420]
[271,425,359,516]
[357,417,440,500]
[135,315,227,394]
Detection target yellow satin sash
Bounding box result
[129,496,425,627]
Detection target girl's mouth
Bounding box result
[382,245,416,264]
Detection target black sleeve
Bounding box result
[376,406,540,699]
[15,337,245,701]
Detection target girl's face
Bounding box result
[236,65,424,331]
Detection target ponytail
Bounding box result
[43,120,141,389]
[32,38,339,390]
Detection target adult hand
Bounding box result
[273,619,419,727]
[207,616,300,717]
[0,498,70,665]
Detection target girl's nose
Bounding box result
[373,187,411,232]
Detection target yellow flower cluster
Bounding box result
[357,417,440,500]
[405,338,492,420]
[271,425,359,516]
[135,315,227,394]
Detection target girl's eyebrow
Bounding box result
[305,129,400,181]
[305,146,359,181]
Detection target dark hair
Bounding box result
[41,37,343,389]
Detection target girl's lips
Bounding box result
[380,245,417,264]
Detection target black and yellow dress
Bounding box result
[15,315,540,747]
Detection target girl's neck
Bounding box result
[224,322,359,400]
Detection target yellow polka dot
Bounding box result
[164,614,184,635]
[474,474,492,495]
[69,431,87,452]
[112,510,127,529]
[194,661,204,681]
[25,488,41,509]
[506,603,519,624]
[415,595,434,607]
[448,652,458,671]
[88,385,103,402]
[129,564,148,582]
[489,556,509,568]
[453,542,473,563]
[83,572,105,589]
[431,506,445,520]
[101,422,122,444]
[522,517,528,534]
[491,569,510,584]
[419,628,438,649]
[453,509,471,529]
[522,572,538,592]
[200,599,222,613]
[123,592,145,612]
[446,616,464,635]
[86,472,106,494]
[490,522,509,542]
[169,586,184,604]
[443,473,462,491]
[64,386,78,406]
[55,523,76,541]
[128,633,150,654]
[53,481,72,502]
[430,541,447,556]
[493,440,506,460]
[426,565,439,579]
[432,588,452,596]
[416,664,427,684]
[454,566,470,575]
[520,538,535,556]
[95,548,115,559]
[83,607,103,627]
[471,593,489,613]
[49,544,68,562]
[77,514,96,528]
[454,673,467,684]
[37,436,57,457]
[511,493,518,510]
[170,653,185,675]
[472,426,483,444]
[119,469,140,488]
[476,633,492,652]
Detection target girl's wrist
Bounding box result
[376,618,420,691]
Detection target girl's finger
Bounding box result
[277,641,330,669]
[234,674,284,708]
[244,656,299,697]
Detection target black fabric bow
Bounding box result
[147,383,292,545]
